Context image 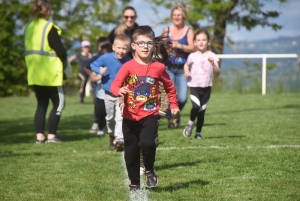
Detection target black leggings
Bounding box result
[189,87,211,133]
[96,98,106,130]
[33,85,65,135]
[123,115,159,185]
[78,71,89,100]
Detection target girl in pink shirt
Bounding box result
[183,29,220,139]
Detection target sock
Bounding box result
[188,120,194,124]
[196,132,201,135]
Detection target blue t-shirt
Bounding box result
[90,52,131,93]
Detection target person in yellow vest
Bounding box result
[24,0,67,143]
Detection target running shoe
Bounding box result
[46,136,64,143]
[96,129,105,136]
[183,122,194,137]
[36,139,46,144]
[145,168,158,188]
[129,184,140,192]
[114,140,124,152]
[89,123,98,134]
[195,133,202,139]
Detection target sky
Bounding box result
[131,0,300,42]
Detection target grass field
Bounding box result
[0,93,299,201]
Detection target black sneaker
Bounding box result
[129,184,140,192]
[195,133,202,139]
[183,122,194,137]
[145,169,158,188]
[168,123,176,129]
[36,139,46,144]
[46,136,64,143]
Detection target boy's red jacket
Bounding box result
[111,59,178,121]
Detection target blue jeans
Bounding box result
[165,67,188,119]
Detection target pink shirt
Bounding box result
[186,51,219,87]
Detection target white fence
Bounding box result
[216,54,299,95]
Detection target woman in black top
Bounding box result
[69,40,93,103]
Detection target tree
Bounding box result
[147,0,287,54]
[0,0,130,96]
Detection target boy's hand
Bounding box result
[119,85,130,96]
[208,57,214,66]
[120,104,124,117]
[171,108,180,116]
[100,67,107,75]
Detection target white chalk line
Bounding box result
[157,145,300,151]
[121,152,149,201]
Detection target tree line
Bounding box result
[0,0,287,96]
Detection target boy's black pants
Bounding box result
[122,114,159,185]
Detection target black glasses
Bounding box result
[133,41,155,48]
[123,15,136,19]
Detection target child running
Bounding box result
[84,37,112,136]
[183,29,220,139]
[110,26,179,192]
[91,34,131,149]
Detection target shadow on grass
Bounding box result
[0,114,96,144]
[150,179,210,192]
[155,160,217,171]
[0,150,43,158]
[205,135,245,139]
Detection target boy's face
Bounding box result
[112,39,130,59]
[131,35,154,60]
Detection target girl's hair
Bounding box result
[122,6,137,16]
[114,23,128,35]
[194,28,211,41]
[171,2,187,20]
[132,25,171,63]
[97,37,110,46]
[30,0,51,20]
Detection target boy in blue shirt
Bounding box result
[91,34,131,151]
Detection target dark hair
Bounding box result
[99,43,113,55]
[132,25,171,63]
[97,37,110,46]
[194,28,210,41]
[30,0,51,19]
[122,6,136,16]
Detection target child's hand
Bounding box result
[100,67,107,75]
[120,104,124,117]
[184,71,191,77]
[119,85,130,96]
[208,57,215,66]
[171,108,180,116]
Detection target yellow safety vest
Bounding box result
[24,19,63,86]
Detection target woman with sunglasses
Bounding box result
[108,6,139,46]
[162,2,195,129]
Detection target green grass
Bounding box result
[0,93,299,201]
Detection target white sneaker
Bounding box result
[97,129,105,136]
[89,123,98,134]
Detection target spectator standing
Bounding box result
[69,40,93,103]
[24,0,67,143]
[162,2,195,129]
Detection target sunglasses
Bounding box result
[123,15,136,19]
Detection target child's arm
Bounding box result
[90,56,105,75]
[110,64,130,97]
[208,57,221,75]
[89,72,102,82]
[184,63,191,77]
